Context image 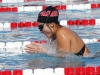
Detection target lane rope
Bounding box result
[0,3,100,12]
[0,38,100,53]
[0,19,100,31]
[0,66,100,75]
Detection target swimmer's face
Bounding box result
[38,22,53,38]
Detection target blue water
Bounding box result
[0,2,100,70]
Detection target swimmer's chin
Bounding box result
[45,35,52,39]
[46,36,51,39]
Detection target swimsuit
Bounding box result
[75,45,85,56]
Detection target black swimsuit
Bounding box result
[73,31,85,56]
[75,45,85,56]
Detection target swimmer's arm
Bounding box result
[56,30,71,53]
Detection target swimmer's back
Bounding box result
[56,27,90,56]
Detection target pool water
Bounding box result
[0,1,100,70]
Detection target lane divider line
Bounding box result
[0,19,100,31]
[0,66,100,75]
[0,39,100,53]
[0,3,100,12]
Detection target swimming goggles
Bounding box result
[38,23,44,31]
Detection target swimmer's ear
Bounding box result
[49,22,54,28]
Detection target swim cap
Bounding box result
[37,6,59,24]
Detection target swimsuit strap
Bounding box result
[75,45,85,56]
[73,31,86,56]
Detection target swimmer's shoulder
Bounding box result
[56,27,73,40]
[57,27,73,35]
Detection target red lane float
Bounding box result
[13,70,23,75]
[10,21,38,30]
[75,67,85,75]
[0,0,2,2]
[0,7,18,12]
[67,19,96,26]
[0,66,100,75]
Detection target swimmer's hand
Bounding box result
[24,42,47,53]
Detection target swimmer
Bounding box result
[24,6,90,57]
